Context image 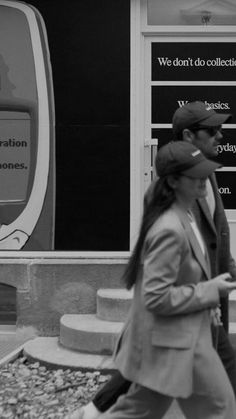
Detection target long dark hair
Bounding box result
[123,176,177,289]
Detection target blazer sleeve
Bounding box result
[142,225,220,316]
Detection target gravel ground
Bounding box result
[0,355,111,418]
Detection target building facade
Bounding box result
[1,0,236,334]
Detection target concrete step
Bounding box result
[229,323,236,351]
[23,337,115,371]
[60,314,123,355]
[229,291,236,350]
[97,288,133,322]
[229,291,236,322]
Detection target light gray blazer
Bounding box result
[114,203,220,398]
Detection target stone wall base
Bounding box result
[0,258,128,336]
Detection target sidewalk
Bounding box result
[0,325,35,367]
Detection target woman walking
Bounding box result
[99,141,236,419]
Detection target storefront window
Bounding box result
[147,0,236,26]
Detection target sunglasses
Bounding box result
[180,174,207,181]
[189,125,222,136]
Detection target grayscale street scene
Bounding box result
[1,1,236,418]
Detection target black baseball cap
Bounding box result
[156,141,221,178]
[172,101,231,136]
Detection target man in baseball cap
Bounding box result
[173,101,231,139]
[172,101,231,160]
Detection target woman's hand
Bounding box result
[214,273,236,297]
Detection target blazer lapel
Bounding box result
[196,174,219,235]
[197,197,216,235]
[209,173,224,228]
[173,205,211,280]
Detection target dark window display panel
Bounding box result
[215,171,236,210]
[27,0,131,251]
[152,42,236,82]
[152,86,236,124]
[152,129,174,150]
[30,0,130,126]
[55,124,130,251]
[214,129,236,167]
[152,128,236,169]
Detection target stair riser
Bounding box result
[97,296,131,322]
[229,301,236,322]
[60,324,120,355]
[229,333,236,351]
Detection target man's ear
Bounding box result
[182,129,194,143]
